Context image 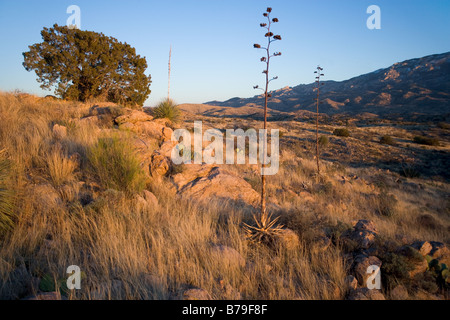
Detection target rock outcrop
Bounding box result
[353,255,382,287]
[172,165,260,207]
[341,219,378,250]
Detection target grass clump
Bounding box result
[413,136,439,146]
[0,151,14,235]
[400,163,421,178]
[333,128,350,137]
[375,192,398,217]
[46,144,77,187]
[152,99,181,123]
[87,134,146,195]
[318,135,329,147]
[380,135,395,145]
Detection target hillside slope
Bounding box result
[207,52,450,116]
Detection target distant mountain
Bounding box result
[206,52,450,117]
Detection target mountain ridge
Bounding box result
[205,52,450,117]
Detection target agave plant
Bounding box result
[243,211,285,245]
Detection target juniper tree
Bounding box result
[23,24,151,107]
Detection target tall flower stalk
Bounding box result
[244,7,284,245]
[253,7,282,218]
[314,66,324,181]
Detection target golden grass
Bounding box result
[0,91,448,300]
[46,144,78,187]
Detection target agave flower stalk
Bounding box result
[253,7,282,218]
[313,66,324,180]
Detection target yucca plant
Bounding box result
[152,99,181,123]
[0,149,14,234]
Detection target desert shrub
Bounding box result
[152,99,181,123]
[380,135,395,145]
[318,135,329,147]
[414,272,439,294]
[326,221,352,245]
[380,252,413,290]
[0,153,14,234]
[375,192,397,217]
[333,128,350,137]
[413,136,439,146]
[39,274,69,295]
[400,246,424,263]
[89,105,126,128]
[87,134,146,194]
[317,181,334,195]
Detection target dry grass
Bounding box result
[46,144,78,187]
[0,91,448,300]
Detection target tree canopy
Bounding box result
[23,24,151,107]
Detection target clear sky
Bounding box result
[0,0,449,106]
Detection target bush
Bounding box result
[380,252,413,290]
[318,135,329,147]
[380,135,395,145]
[152,99,181,123]
[375,192,397,217]
[333,128,350,137]
[413,136,439,146]
[87,134,146,194]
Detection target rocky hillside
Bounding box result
[206,52,450,117]
[1,92,449,300]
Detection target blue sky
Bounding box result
[0,0,449,106]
